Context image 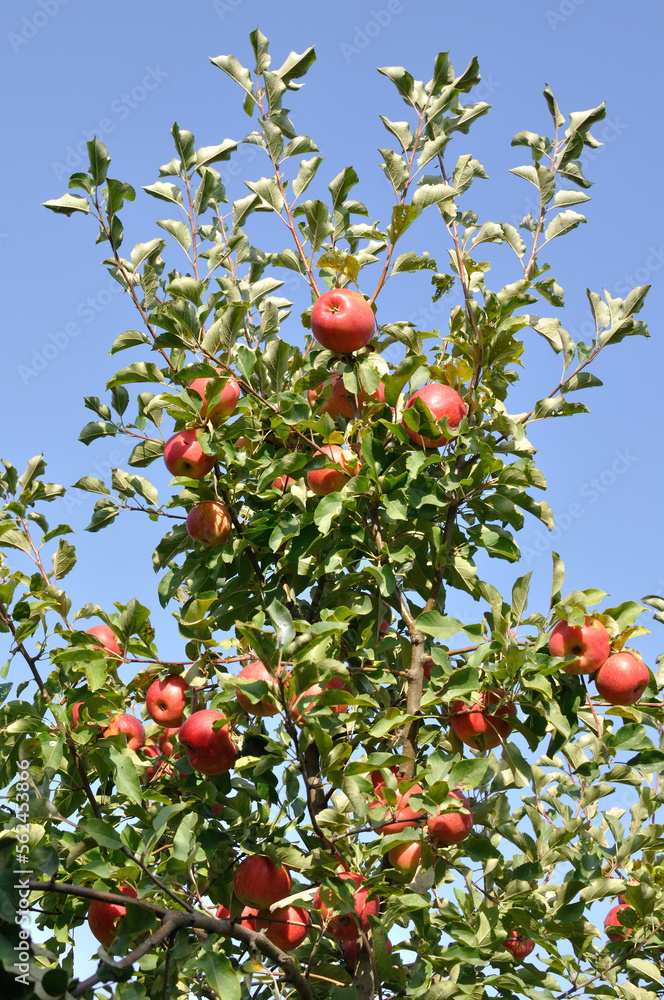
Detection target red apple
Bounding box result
[104,713,146,752]
[373,782,424,835]
[331,371,386,418]
[189,374,240,424]
[88,885,138,948]
[314,872,379,941]
[423,659,434,681]
[605,903,633,941]
[146,675,188,727]
[548,617,611,675]
[163,429,216,478]
[427,790,473,846]
[215,904,231,920]
[595,651,649,705]
[236,660,281,717]
[86,624,121,657]
[370,765,399,791]
[388,841,422,875]
[143,741,164,782]
[233,855,291,909]
[402,382,466,448]
[186,501,232,546]
[306,444,357,496]
[273,475,296,491]
[256,905,310,951]
[310,288,375,353]
[178,709,237,775]
[239,906,260,931]
[72,701,84,726]
[158,727,179,756]
[450,689,516,751]
[503,931,535,960]
[289,679,347,722]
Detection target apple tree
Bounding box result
[2,31,663,1000]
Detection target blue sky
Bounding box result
[2,0,663,695]
[2,0,663,984]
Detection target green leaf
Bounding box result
[85,498,120,533]
[276,46,317,85]
[329,166,359,210]
[198,951,241,1000]
[195,139,238,166]
[266,599,295,648]
[106,363,165,388]
[128,439,164,468]
[72,477,110,496]
[544,210,586,243]
[78,421,117,445]
[80,818,124,849]
[109,747,142,805]
[292,156,323,199]
[42,193,90,215]
[52,539,76,580]
[156,219,191,253]
[415,612,464,641]
[87,139,110,186]
[387,204,419,243]
[110,329,152,355]
[377,65,415,101]
[142,181,184,206]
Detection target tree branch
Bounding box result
[27,880,314,1000]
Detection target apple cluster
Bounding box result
[549,616,650,705]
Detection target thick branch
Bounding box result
[27,880,314,1000]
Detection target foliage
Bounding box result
[0,31,661,1000]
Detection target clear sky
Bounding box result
[2,0,663,688]
[2,0,663,984]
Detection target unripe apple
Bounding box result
[427,789,473,846]
[503,931,535,960]
[306,444,356,496]
[314,872,379,941]
[189,374,240,424]
[146,675,188,727]
[605,902,633,940]
[178,709,237,775]
[87,885,138,948]
[163,429,215,478]
[86,624,121,657]
[595,651,649,705]
[387,840,422,875]
[310,288,375,353]
[331,371,386,418]
[373,782,423,835]
[548,616,611,674]
[402,382,466,448]
[104,713,146,751]
[450,689,516,750]
[186,501,232,546]
[256,905,310,951]
[236,660,281,717]
[233,855,291,909]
